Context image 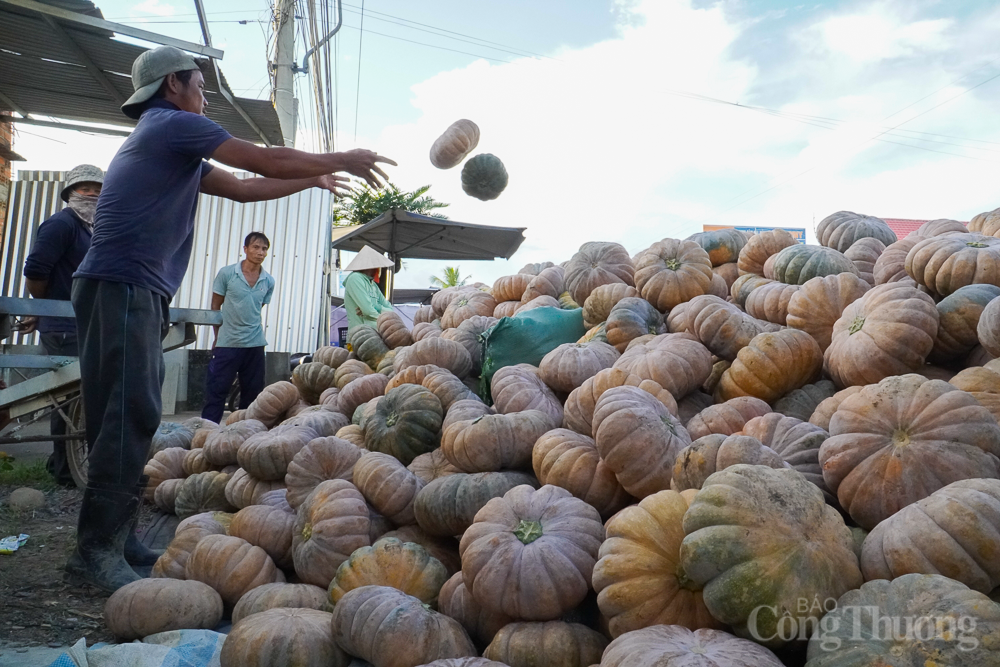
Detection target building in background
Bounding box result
[880,218,967,239]
[0,116,25,241]
[703,224,806,243]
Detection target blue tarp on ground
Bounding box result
[47,629,226,667]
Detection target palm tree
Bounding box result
[334,183,449,227]
[430,267,470,288]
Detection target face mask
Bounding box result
[67,192,99,227]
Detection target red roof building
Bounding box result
[881,218,967,239]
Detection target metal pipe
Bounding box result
[0,434,83,444]
[294,0,342,74]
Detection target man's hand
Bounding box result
[13,316,38,334]
[337,149,397,189]
[316,174,354,198]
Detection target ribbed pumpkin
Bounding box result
[593,386,692,497]
[144,447,187,501]
[493,300,521,319]
[684,295,779,361]
[395,338,473,378]
[816,211,897,252]
[930,284,1000,362]
[713,261,740,289]
[490,364,563,426]
[414,471,539,537]
[337,373,390,421]
[353,451,426,526]
[538,341,620,393]
[728,274,773,308]
[559,291,579,309]
[407,448,461,484]
[238,425,318,481]
[492,274,532,303]
[387,363,448,392]
[150,421,195,455]
[482,621,608,667]
[335,423,365,448]
[292,479,371,588]
[518,261,556,276]
[844,236,886,285]
[871,238,919,286]
[772,380,837,422]
[671,434,788,491]
[459,484,605,621]
[949,359,1000,423]
[742,412,833,503]
[104,579,223,640]
[174,471,234,519]
[224,468,285,510]
[686,228,748,267]
[184,534,285,608]
[220,608,348,667]
[284,436,363,509]
[363,384,444,466]
[152,511,233,579]
[515,294,560,314]
[612,333,713,401]
[313,345,351,368]
[291,362,339,404]
[680,465,862,648]
[981,295,1000,356]
[804,575,1000,666]
[905,232,1000,296]
[380,524,461,576]
[442,410,554,473]
[331,586,477,667]
[604,297,667,353]
[442,291,498,330]
[228,503,295,570]
[245,381,300,427]
[563,241,635,305]
[582,283,639,329]
[860,479,1000,593]
[461,153,508,201]
[430,119,480,169]
[202,419,267,467]
[714,328,823,403]
[602,626,784,667]
[422,371,479,410]
[328,536,448,606]
[769,244,860,285]
[785,273,871,351]
[532,428,633,519]
[413,321,444,341]
[348,325,391,371]
[820,374,1000,530]
[520,265,565,303]
[909,218,970,239]
[439,572,514,648]
[433,286,480,316]
[808,385,863,431]
[334,359,374,389]
[377,310,413,349]
[441,316,496,377]
[231,582,329,624]
[562,367,677,436]
[743,281,799,325]
[684,396,772,440]
[593,489,720,638]
[970,206,1000,237]
[632,239,714,311]
[736,228,798,276]
[824,282,939,387]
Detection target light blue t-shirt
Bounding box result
[213,262,274,348]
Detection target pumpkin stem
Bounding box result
[675,563,702,592]
[891,429,911,446]
[664,258,682,271]
[513,519,544,544]
[385,413,398,427]
[301,523,313,541]
[967,241,987,248]
[661,415,678,435]
[848,316,865,334]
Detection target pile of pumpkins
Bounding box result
[110,208,1000,667]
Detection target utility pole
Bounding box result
[272,0,297,147]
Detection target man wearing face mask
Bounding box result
[20,164,104,487]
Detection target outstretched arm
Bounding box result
[211,138,395,187]
[201,168,352,203]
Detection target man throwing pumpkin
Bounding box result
[68,45,395,592]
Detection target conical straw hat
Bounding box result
[345,245,394,271]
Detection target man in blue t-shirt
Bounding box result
[68,45,394,592]
[200,231,275,423]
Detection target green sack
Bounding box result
[479,306,587,402]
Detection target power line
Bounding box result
[337,23,512,63]
[353,0,365,143]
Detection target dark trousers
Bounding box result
[201,346,266,423]
[72,278,168,489]
[39,331,78,485]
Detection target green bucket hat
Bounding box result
[60,164,104,202]
[121,46,201,120]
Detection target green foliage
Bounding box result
[0,457,57,491]
[334,183,449,227]
[430,267,470,289]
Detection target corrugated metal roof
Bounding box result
[0,2,283,145]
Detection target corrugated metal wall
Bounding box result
[2,171,332,353]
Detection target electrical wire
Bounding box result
[353,0,365,143]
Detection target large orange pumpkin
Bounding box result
[684,396,772,440]
[539,342,620,393]
[633,239,714,311]
[685,295,779,361]
[816,211,897,252]
[563,242,635,305]
[532,428,633,519]
[714,329,823,403]
[184,534,285,608]
[737,228,798,276]
[905,232,1000,296]
[785,273,870,351]
[490,364,563,426]
[612,333,713,400]
[562,367,677,436]
[328,536,449,606]
[220,608,348,667]
[292,479,371,587]
[981,295,1000,357]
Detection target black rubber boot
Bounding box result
[124,476,162,566]
[64,484,142,592]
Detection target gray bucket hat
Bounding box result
[121,46,201,120]
[60,164,104,202]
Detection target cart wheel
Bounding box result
[66,397,89,489]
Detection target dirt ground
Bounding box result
[0,485,156,650]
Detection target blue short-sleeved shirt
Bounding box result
[213,262,274,348]
[22,208,92,333]
[74,99,232,298]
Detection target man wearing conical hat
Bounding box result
[343,246,395,328]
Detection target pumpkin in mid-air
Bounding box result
[430,119,480,169]
[461,153,508,201]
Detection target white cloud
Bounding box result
[130,0,177,18]
[811,11,952,63]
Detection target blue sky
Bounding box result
[12,0,1000,287]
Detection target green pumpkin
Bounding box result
[150,422,195,454]
[558,291,580,309]
[414,471,539,537]
[770,244,859,285]
[461,154,508,201]
[816,210,898,253]
[686,228,748,267]
[348,325,390,370]
[363,384,444,465]
[604,297,666,352]
[931,283,1000,363]
[578,321,608,344]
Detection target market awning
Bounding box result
[0,0,283,145]
[331,209,526,262]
